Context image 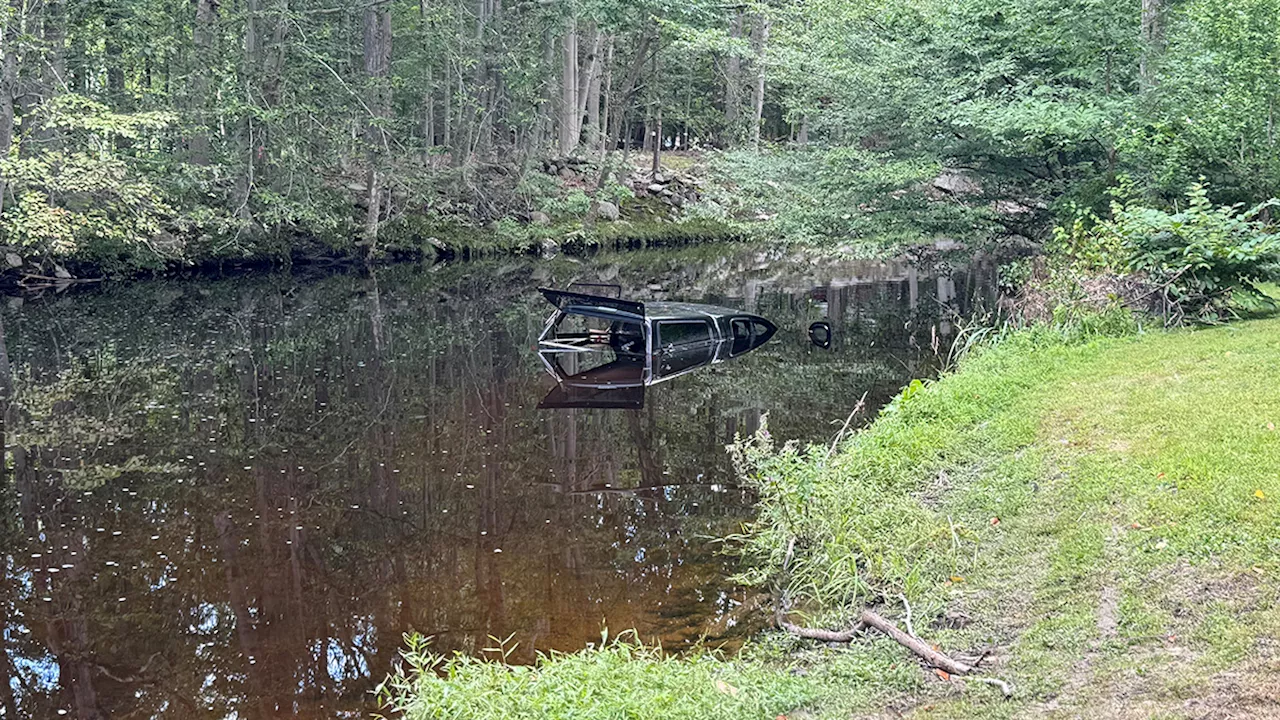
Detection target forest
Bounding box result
[2,0,1278,276]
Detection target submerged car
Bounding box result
[536,285,777,409]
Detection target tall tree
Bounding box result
[749,11,769,149]
[1140,0,1165,90]
[0,0,20,161]
[724,7,743,140]
[362,0,392,248]
[189,0,218,165]
[558,17,579,155]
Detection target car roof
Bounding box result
[644,301,750,321]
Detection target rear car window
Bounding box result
[656,320,712,347]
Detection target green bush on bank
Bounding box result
[1052,179,1280,323]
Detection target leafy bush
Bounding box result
[727,418,959,615]
[536,189,593,219]
[1053,180,1280,322]
[0,96,184,272]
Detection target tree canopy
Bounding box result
[0,0,1276,271]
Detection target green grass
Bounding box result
[379,633,815,720]
[741,317,1280,717]
[386,317,1280,719]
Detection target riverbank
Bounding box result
[2,148,1026,287]
[387,315,1280,719]
[0,152,756,285]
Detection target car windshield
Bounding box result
[541,310,645,376]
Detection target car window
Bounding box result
[656,344,714,378]
[730,318,754,355]
[656,320,711,347]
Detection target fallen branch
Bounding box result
[776,617,866,643]
[857,609,973,676]
[18,273,104,284]
[778,608,1015,697]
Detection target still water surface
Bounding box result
[0,244,992,718]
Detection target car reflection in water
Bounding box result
[535,285,778,409]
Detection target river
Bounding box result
[0,243,994,718]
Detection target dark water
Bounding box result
[0,244,993,719]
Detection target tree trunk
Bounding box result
[262,0,289,109]
[749,14,770,150]
[534,23,555,153]
[443,59,453,154]
[104,2,125,106]
[724,7,743,141]
[43,0,66,93]
[33,0,65,147]
[1139,0,1164,92]
[558,17,579,155]
[597,37,613,156]
[362,0,392,249]
[424,66,435,151]
[649,43,661,174]
[471,0,494,158]
[651,102,661,175]
[236,0,265,211]
[420,2,434,152]
[0,0,20,160]
[250,0,289,184]
[577,26,604,153]
[190,0,218,164]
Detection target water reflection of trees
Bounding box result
[0,247,993,718]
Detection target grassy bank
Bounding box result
[386,316,1280,719]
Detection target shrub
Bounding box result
[699,147,996,249]
[726,419,958,615]
[1052,180,1280,323]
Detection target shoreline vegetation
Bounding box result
[384,312,1280,719]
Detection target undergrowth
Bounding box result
[1043,179,1280,324]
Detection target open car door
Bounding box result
[538,287,645,318]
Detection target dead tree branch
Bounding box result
[857,609,973,676]
[777,608,1015,697]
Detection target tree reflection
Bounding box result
[0,246,994,717]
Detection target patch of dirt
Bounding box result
[1181,663,1280,719]
[1150,558,1265,617]
[1096,526,1123,640]
[1030,560,1274,720]
[1096,581,1120,638]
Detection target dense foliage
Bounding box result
[1053,181,1280,321]
[0,0,785,273]
[1,0,1279,279]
